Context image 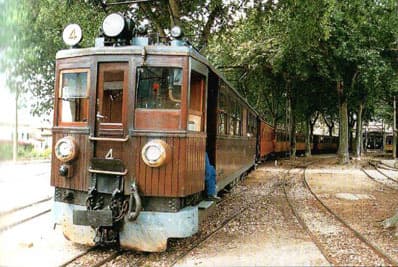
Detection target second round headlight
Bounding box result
[141,139,169,167]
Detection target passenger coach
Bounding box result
[52,14,258,251]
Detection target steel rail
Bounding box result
[368,161,398,184]
[58,248,95,267]
[91,250,122,267]
[59,248,122,267]
[170,204,250,266]
[171,160,317,266]
[303,167,398,266]
[369,160,398,171]
[282,162,337,266]
[361,167,398,191]
[0,209,51,233]
[0,197,51,217]
[0,197,52,233]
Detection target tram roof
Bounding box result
[56,45,260,117]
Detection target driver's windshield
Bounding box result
[136,67,182,109]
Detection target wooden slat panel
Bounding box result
[215,136,256,182]
[171,137,180,196]
[135,110,180,130]
[164,136,173,195]
[175,137,183,196]
[51,133,90,191]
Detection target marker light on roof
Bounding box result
[62,24,82,47]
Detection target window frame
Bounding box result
[134,65,185,131]
[57,68,90,127]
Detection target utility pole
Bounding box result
[393,96,397,159]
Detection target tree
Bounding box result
[320,0,398,163]
[0,0,31,161]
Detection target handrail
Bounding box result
[88,168,128,176]
[89,135,129,142]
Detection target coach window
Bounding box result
[229,99,236,136]
[58,69,89,126]
[217,89,227,135]
[188,72,205,132]
[135,67,182,129]
[247,113,256,137]
[233,102,242,136]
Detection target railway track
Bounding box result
[57,158,398,266]
[102,167,280,266]
[369,159,398,171]
[281,160,336,265]
[0,197,52,233]
[369,161,398,183]
[169,160,327,266]
[59,247,122,267]
[361,162,398,190]
[283,161,397,266]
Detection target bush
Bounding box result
[0,143,51,161]
[0,143,13,161]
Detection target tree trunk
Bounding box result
[354,102,364,158]
[337,81,349,164]
[305,118,312,157]
[393,96,397,159]
[290,96,296,159]
[13,90,19,162]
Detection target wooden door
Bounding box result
[94,63,129,159]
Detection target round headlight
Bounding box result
[103,13,125,37]
[170,26,183,38]
[141,140,169,167]
[55,137,78,162]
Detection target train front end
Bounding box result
[51,15,208,252]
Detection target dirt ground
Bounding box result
[174,155,398,266]
[2,155,398,266]
[306,159,398,264]
[175,161,329,267]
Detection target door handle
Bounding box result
[96,112,105,120]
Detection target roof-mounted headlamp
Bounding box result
[102,13,126,37]
[170,26,183,39]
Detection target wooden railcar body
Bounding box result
[313,135,339,153]
[51,44,258,251]
[385,135,393,152]
[258,120,275,160]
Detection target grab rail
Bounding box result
[88,168,128,176]
[89,135,129,142]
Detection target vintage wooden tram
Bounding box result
[51,14,339,252]
[52,14,260,252]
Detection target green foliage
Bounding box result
[0,142,50,161]
[1,0,397,142]
[1,0,104,116]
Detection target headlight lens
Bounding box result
[55,137,78,162]
[170,26,182,38]
[103,13,125,37]
[141,140,169,167]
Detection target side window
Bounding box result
[234,102,242,136]
[217,86,228,135]
[229,99,236,136]
[247,113,256,137]
[188,72,205,132]
[58,69,89,125]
